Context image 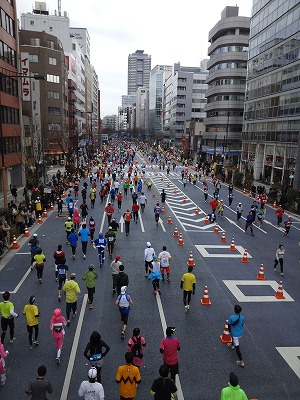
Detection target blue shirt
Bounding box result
[228,314,244,337]
[68,232,78,246]
[79,228,90,242]
[94,238,106,252]
[57,264,68,279]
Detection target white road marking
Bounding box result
[60,294,88,400]
[195,245,252,258]
[224,216,247,233]
[15,252,31,255]
[223,280,295,302]
[0,267,32,294]
[159,217,166,232]
[99,196,109,234]
[138,211,145,232]
[156,294,185,400]
[119,216,124,233]
[276,347,300,379]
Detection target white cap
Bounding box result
[121,286,127,294]
[33,233,38,237]
[147,241,151,247]
[88,367,97,379]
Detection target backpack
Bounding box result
[131,336,143,359]
[155,207,160,215]
[125,212,131,222]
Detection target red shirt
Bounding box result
[276,208,284,218]
[160,337,180,365]
[132,204,139,212]
[117,193,123,201]
[104,205,114,216]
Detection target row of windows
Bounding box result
[242,131,299,144]
[48,107,60,115]
[0,74,18,96]
[0,7,15,37]
[0,40,16,67]
[192,89,207,93]
[1,105,19,124]
[208,94,245,103]
[30,38,55,49]
[246,91,300,110]
[193,79,206,84]
[47,90,60,99]
[210,62,247,72]
[245,104,300,120]
[212,78,246,86]
[210,45,248,56]
[47,74,60,83]
[206,126,242,132]
[48,123,61,130]
[208,111,244,117]
[1,136,21,154]
[30,20,54,33]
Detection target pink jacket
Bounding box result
[0,342,8,374]
[50,316,67,339]
[72,210,81,224]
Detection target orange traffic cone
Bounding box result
[204,215,209,225]
[220,232,226,242]
[256,264,266,280]
[167,215,172,224]
[248,191,252,197]
[200,286,211,305]
[162,206,166,215]
[50,202,54,210]
[272,201,276,208]
[195,207,199,215]
[24,226,30,237]
[214,224,219,234]
[152,192,156,198]
[182,196,187,204]
[11,235,20,249]
[229,238,236,251]
[187,251,195,267]
[274,281,285,299]
[37,215,43,224]
[174,189,177,195]
[43,209,48,218]
[177,233,184,246]
[220,320,232,344]
[173,225,179,237]
[241,249,249,263]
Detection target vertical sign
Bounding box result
[21,52,30,101]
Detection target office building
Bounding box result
[204,6,250,164]
[0,0,23,204]
[136,87,149,133]
[128,50,151,95]
[242,0,300,189]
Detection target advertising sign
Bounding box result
[21,52,30,101]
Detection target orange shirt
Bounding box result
[116,364,141,398]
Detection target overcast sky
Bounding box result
[17,0,253,117]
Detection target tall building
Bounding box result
[149,65,172,140]
[0,0,23,205]
[20,30,69,165]
[162,62,208,147]
[204,6,250,164]
[128,50,151,95]
[242,0,300,189]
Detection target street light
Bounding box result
[0,72,45,208]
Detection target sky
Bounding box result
[17,0,253,118]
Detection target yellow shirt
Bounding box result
[116,364,141,398]
[23,304,39,326]
[181,272,196,291]
[0,301,14,318]
[63,280,80,303]
[34,253,46,264]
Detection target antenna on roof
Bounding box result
[58,0,61,16]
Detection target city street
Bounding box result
[0,154,299,400]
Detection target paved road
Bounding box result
[0,153,299,400]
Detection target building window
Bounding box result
[48,123,61,130]
[31,38,40,46]
[0,41,16,67]
[47,40,54,49]
[29,54,38,63]
[0,105,20,124]
[49,57,57,65]
[49,26,53,31]
[46,74,60,83]
[30,20,34,25]
[0,8,15,37]
[0,74,18,96]
[72,43,76,50]
[47,90,60,99]
[48,107,60,115]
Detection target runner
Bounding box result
[144,241,155,278]
[160,327,180,382]
[0,292,18,344]
[127,327,146,368]
[104,226,117,257]
[33,248,46,284]
[117,191,123,211]
[68,228,78,260]
[23,295,40,349]
[25,365,53,397]
[150,365,178,400]
[78,223,90,259]
[283,216,292,236]
[104,202,114,226]
[160,189,166,206]
[115,352,141,399]
[57,258,68,302]
[82,264,98,310]
[123,209,132,236]
[220,372,248,400]
[110,217,120,234]
[148,255,162,295]
[0,337,8,386]
[88,216,96,242]
[111,255,122,296]
[57,197,63,216]
[83,331,110,383]
[132,201,139,224]
[78,368,105,400]
[63,273,80,326]
[154,202,162,227]
[115,286,133,339]
[53,244,65,282]
[93,233,107,267]
[139,192,147,213]
[49,308,67,364]
[80,200,89,222]
[227,305,245,368]
[65,217,73,244]
[158,246,172,283]
[29,233,40,269]
[236,203,243,222]
[181,266,196,312]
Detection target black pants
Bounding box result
[133,211,138,222]
[183,290,192,305]
[108,242,114,255]
[237,212,242,221]
[274,258,283,273]
[27,324,39,345]
[145,260,152,274]
[36,266,44,280]
[112,274,118,290]
[87,287,95,304]
[152,279,160,291]
[82,241,88,255]
[66,301,77,319]
[125,221,130,234]
[71,245,77,255]
[1,317,14,343]
[164,362,178,382]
